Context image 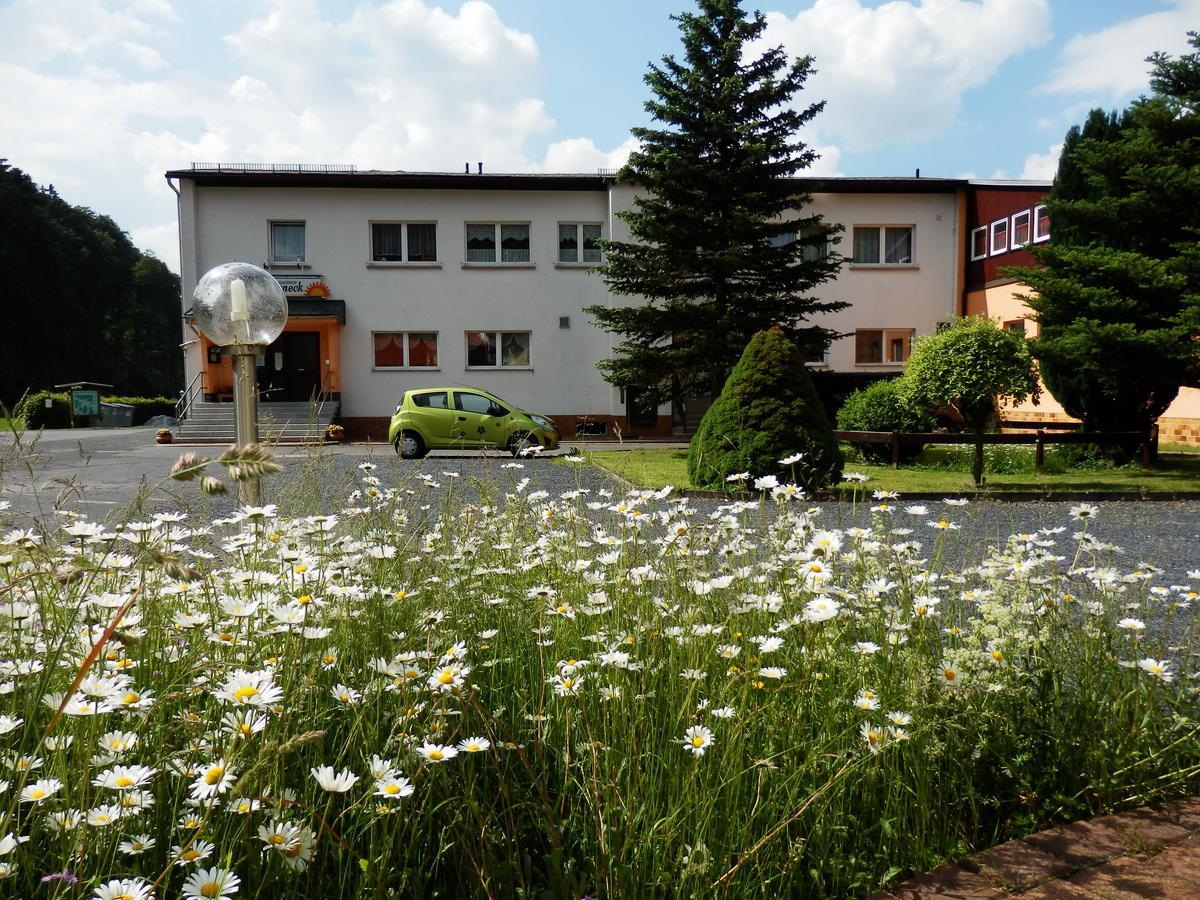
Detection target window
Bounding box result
[412,391,449,409]
[970,226,988,261]
[855,328,913,365]
[1033,204,1050,243]
[852,226,913,265]
[558,223,602,263]
[769,225,829,262]
[990,218,1008,255]
[373,332,439,368]
[456,392,507,416]
[371,223,437,262]
[466,331,531,367]
[466,223,530,263]
[1011,210,1031,247]
[271,222,305,264]
[1003,319,1026,334]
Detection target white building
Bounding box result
[168,164,971,439]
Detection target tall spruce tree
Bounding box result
[584,0,845,419]
[1006,33,1200,436]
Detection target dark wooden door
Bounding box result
[258,332,321,401]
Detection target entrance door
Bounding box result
[258,332,322,401]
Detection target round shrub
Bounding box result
[835,378,935,462]
[688,327,842,491]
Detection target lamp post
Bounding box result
[191,262,288,505]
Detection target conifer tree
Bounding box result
[585,0,845,419]
[688,327,841,491]
[1007,33,1200,436]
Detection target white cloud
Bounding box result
[762,0,1052,151]
[130,221,181,273]
[1042,0,1200,98]
[1019,142,1061,180]
[540,137,637,173]
[0,0,561,271]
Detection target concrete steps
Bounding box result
[177,401,338,444]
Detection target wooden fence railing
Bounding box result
[834,425,1158,471]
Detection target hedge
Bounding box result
[13,391,177,429]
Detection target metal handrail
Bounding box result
[310,370,335,418]
[175,371,204,421]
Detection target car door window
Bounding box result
[412,391,449,409]
[455,392,495,415]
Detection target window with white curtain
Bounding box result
[558,223,603,263]
[271,222,306,263]
[465,223,532,264]
[852,226,914,265]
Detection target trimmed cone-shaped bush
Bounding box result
[688,327,842,491]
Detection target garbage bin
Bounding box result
[100,403,135,427]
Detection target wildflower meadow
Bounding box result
[0,448,1198,898]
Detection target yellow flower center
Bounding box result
[115,776,134,787]
[385,784,400,794]
[205,765,225,785]
[183,849,201,861]
[295,564,307,573]
[234,686,259,702]
[269,834,286,845]
[201,884,221,898]
[429,750,444,761]
[691,736,705,748]
[29,789,45,799]
[438,670,455,684]
[298,594,312,605]
[944,669,957,681]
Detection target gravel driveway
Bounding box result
[2,431,1197,584]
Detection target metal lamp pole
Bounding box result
[191,263,288,507]
[230,344,261,504]
[228,277,261,505]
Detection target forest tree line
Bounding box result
[0,158,183,409]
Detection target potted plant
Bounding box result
[155,428,173,445]
[325,423,345,443]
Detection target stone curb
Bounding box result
[871,797,1200,898]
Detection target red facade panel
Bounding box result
[966,186,1049,289]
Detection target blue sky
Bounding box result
[1,0,1195,271]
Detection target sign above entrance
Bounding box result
[272,273,332,298]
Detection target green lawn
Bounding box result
[582,447,1200,494]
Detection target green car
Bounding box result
[388,387,560,459]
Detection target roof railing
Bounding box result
[189,163,357,174]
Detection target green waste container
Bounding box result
[100,403,135,427]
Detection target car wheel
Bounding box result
[397,431,426,460]
[510,431,538,457]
